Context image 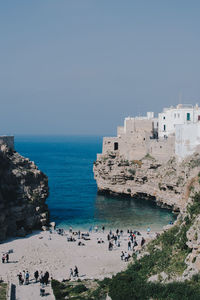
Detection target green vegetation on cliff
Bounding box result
[0,283,7,300]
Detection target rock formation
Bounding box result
[94,150,200,281]
[0,144,49,241]
[93,152,200,212]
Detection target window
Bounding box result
[178,113,180,118]
[174,113,176,118]
[163,124,166,131]
[198,115,200,121]
[163,116,166,120]
[187,113,190,121]
[114,142,118,151]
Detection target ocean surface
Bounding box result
[15,136,175,231]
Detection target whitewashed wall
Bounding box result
[175,123,200,160]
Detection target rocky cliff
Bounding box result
[93,152,200,212]
[93,150,200,281]
[0,144,49,241]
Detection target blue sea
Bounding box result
[15,136,175,231]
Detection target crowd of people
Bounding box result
[69,266,79,279]
[4,224,151,289]
[17,270,49,286]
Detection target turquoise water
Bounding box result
[15,136,175,231]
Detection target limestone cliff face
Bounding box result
[0,145,49,241]
[93,152,200,212]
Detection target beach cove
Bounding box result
[15,135,175,230]
[0,226,162,299]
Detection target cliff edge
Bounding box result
[93,152,200,212]
[0,144,49,241]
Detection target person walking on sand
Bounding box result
[6,253,9,263]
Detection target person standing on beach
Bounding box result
[6,253,9,263]
[108,241,113,251]
[2,254,5,263]
[141,237,145,246]
[74,266,79,277]
[128,240,131,251]
[17,272,24,285]
[34,270,39,282]
[69,268,73,279]
[25,271,29,285]
[39,271,44,285]
[44,271,49,285]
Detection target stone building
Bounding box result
[99,104,200,162]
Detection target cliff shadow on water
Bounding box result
[94,192,176,231]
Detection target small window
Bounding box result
[143,138,145,141]
[163,124,166,131]
[163,116,166,120]
[198,115,200,121]
[174,113,176,118]
[114,142,118,151]
[178,113,180,118]
[187,113,190,121]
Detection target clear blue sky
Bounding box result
[1,0,200,135]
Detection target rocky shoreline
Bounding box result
[93,152,200,212]
[0,144,49,241]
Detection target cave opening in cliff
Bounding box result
[16,220,25,230]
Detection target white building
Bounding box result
[175,123,200,160]
[158,104,200,138]
[99,103,200,162]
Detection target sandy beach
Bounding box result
[0,228,158,281]
[0,227,159,299]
